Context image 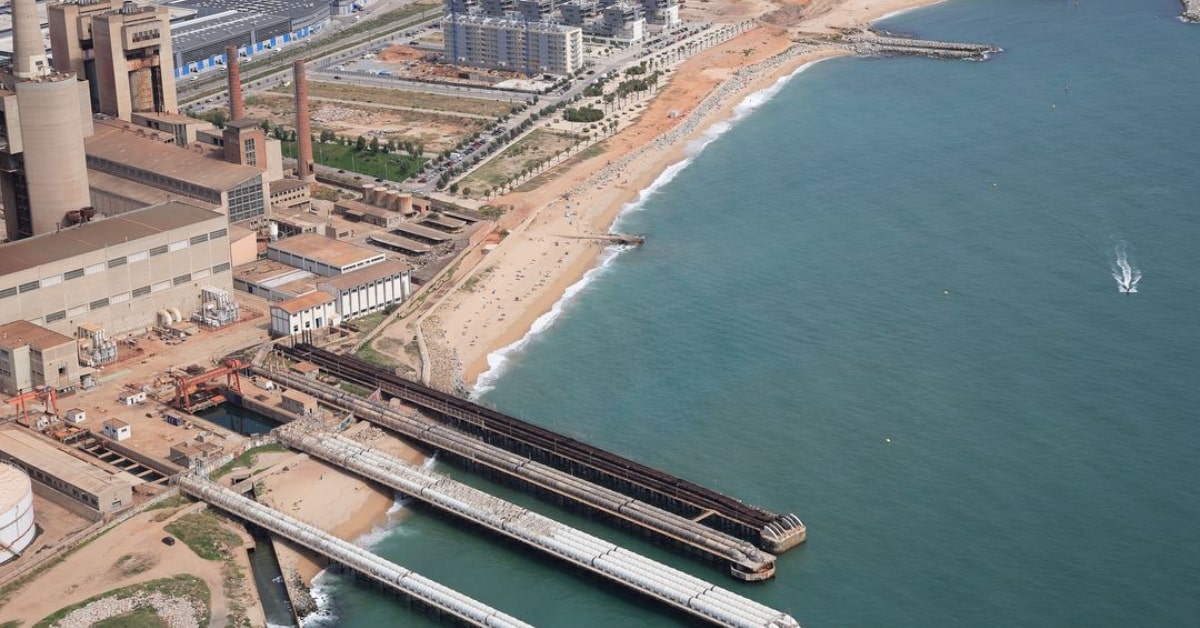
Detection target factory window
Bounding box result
[132,285,151,298]
[0,287,14,299]
[111,292,130,304]
[150,245,169,256]
[64,268,85,280]
[18,281,39,293]
[173,273,192,286]
[244,138,257,166]
[210,228,228,240]
[89,298,109,310]
[169,240,188,252]
[46,310,66,323]
[108,256,127,268]
[190,233,209,245]
[128,251,149,263]
[212,262,231,274]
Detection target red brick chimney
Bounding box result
[294,59,315,183]
[226,45,245,121]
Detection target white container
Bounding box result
[0,464,36,562]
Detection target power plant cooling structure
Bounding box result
[293,59,315,183]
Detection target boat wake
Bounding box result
[1111,241,1142,294]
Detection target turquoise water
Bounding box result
[314,1,1200,626]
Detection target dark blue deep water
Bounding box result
[315,1,1200,626]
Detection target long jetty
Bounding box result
[176,475,532,628]
[846,32,1000,60]
[277,344,806,553]
[255,364,779,581]
[275,422,799,628]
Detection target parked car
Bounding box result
[162,536,176,546]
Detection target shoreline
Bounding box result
[423,0,949,392]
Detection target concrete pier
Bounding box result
[177,475,532,628]
[275,422,800,628]
[258,364,780,581]
[846,32,1001,60]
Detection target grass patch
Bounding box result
[460,129,580,192]
[146,495,189,511]
[210,443,289,480]
[341,382,371,397]
[282,140,425,181]
[164,512,242,561]
[115,553,157,577]
[356,342,398,368]
[2,621,20,628]
[298,82,514,118]
[93,607,167,628]
[33,575,210,628]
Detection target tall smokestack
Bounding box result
[226,46,245,121]
[293,59,315,183]
[12,0,50,79]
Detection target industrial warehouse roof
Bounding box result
[0,202,223,276]
[171,11,289,55]
[175,0,329,20]
[268,233,384,268]
[317,260,411,292]
[272,290,335,314]
[0,429,133,497]
[0,320,74,351]
[85,124,262,191]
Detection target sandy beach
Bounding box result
[418,0,946,390]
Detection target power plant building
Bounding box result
[443,13,583,75]
[0,201,233,339]
[0,320,79,395]
[0,428,134,520]
[169,0,330,78]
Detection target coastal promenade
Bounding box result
[176,475,533,628]
[274,422,800,628]
[277,344,807,553]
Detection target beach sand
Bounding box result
[420,0,945,390]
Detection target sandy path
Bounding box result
[0,506,258,627]
[420,0,946,390]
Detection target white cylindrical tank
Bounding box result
[268,222,280,241]
[0,464,36,562]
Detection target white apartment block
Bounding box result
[443,14,584,76]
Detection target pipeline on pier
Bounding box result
[275,421,799,628]
[276,344,806,552]
[256,364,777,581]
[176,475,531,628]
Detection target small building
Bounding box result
[316,260,412,321]
[0,428,134,519]
[267,233,386,277]
[280,388,317,416]
[269,291,338,337]
[64,408,87,425]
[335,199,404,229]
[102,419,132,441]
[233,259,317,302]
[290,361,319,379]
[118,390,148,405]
[270,179,312,214]
[168,441,224,467]
[0,320,81,395]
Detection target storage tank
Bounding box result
[384,189,400,211]
[398,193,414,215]
[360,184,376,204]
[268,222,280,241]
[0,464,36,562]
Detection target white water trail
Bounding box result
[1111,241,1142,293]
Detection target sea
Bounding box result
[308,1,1200,626]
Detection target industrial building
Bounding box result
[170,0,330,78]
[48,0,178,119]
[0,428,134,520]
[315,259,411,320]
[0,320,79,396]
[266,233,387,277]
[442,13,584,76]
[234,260,318,302]
[0,462,36,563]
[0,201,233,339]
[269,290,337,337]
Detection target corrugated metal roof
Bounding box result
[317,260,410,292]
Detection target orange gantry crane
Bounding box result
[5,385,59,425]
[172,359,245,412]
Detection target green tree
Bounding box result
[369,136,380,153]
[355,135,367,152]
